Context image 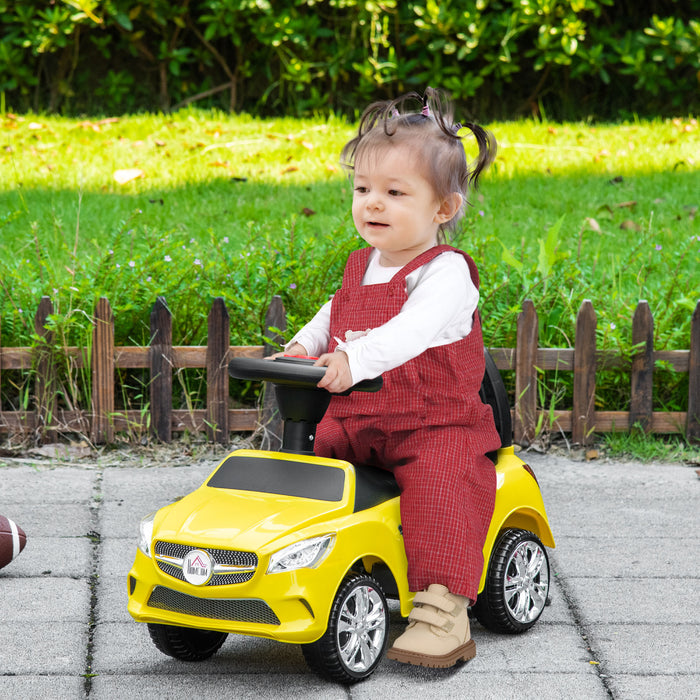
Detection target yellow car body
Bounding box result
[127,444,553,644]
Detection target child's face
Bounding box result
[352,144,456,266]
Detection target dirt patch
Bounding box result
[0,434,256,469]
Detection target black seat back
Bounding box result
[479,349,512,449]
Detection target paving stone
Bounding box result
[0,622,87,675]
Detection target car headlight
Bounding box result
[267,534,335,574]
[137,512,156,557]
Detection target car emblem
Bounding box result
[182,549,213,586]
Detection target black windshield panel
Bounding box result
[207,455,346,502]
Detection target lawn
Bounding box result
[1,110,698,456]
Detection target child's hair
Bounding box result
[341,86,496,242]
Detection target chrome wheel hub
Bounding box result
[504,540,549,623]
[336,584,386,672]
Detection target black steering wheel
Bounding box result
[228,356,383,393]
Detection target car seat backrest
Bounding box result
[479,349,513,449]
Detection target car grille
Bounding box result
[147,585,280,625]
[154,541,257,586]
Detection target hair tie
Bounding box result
[391,108,400,118]
[421,104,430,117]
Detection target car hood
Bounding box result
[154,485,351,552]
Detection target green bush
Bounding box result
[1,1,698,120]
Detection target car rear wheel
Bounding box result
[147,623,228,661]
[472,528,550,633]
[302,573,389,684]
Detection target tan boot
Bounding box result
[387,583,476,668]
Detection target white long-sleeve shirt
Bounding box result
[289,248,479,384]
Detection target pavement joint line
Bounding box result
[551,564,616,699]
[83,465,104,697]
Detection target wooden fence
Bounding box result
[1,295,698,447]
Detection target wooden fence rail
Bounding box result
[1,295,698,447]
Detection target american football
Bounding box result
[0,515,27,570]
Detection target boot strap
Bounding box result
[413,590,458,615]
[408,606,455,633]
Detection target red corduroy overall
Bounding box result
[315,245,501,602]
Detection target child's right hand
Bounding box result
[315,351,353,393]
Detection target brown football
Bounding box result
[0,515,27,569]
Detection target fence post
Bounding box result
[514,299,538,446]
[260,295,287,451]
[206,297,230,444]
[149,297,173,443]
[629,300,653,433]
[572,300,597,446]
[688,301,700,443]
[34,296,57,444]
[91,297,114,444]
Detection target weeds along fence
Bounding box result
[1,295,698,447]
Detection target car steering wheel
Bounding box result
[228,356,382,393]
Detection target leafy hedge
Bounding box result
[1,0,698,120]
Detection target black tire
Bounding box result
[147,623,228,661]
[301,573,389,684]
[472,529,550,634]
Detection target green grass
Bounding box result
[2,111,352,244]
[3,112,698,280]
[1,110,698,455]
[603,432,700,464]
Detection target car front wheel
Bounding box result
[302,573,389,683]
[472,528,550,633]
[147,623,228,661]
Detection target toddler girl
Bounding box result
[283,87,501,668]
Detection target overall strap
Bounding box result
[341,247,374,288]
[390,245,481,290]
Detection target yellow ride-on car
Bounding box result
[127,352,554,683]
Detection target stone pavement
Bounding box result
[1,449,698,699]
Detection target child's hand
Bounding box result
[267,342,308,360]
[315,351,353,393]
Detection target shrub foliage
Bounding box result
[1,0,699,120]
